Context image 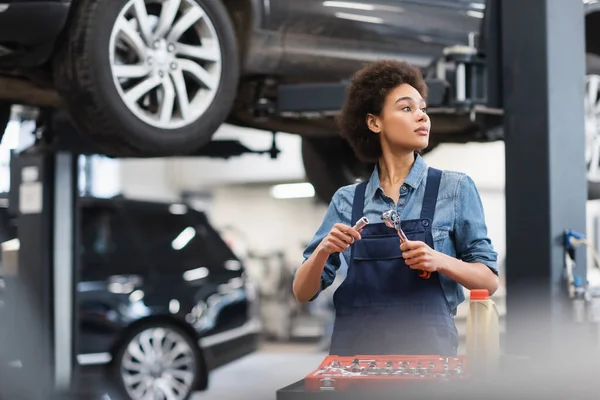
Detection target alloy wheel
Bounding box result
[109,0,222,129]
[120,327,197,400]
[585,74,600,183]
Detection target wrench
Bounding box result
[381,210,431,279]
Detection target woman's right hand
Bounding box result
[318,223,362,255]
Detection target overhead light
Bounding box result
[169,204,188,215]
[470,2,486,10]
[172,227,196,250]
[323,1,374,11]
[466,10,484,18]
[1,238,19,252]
[334,12,383,24]
[270,182,315,199]
[183,267,210,282]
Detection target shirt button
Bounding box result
[401,185,407,191]
[399,201,405,206]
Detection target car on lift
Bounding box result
[1,0,600,202]
[0,196,260,400]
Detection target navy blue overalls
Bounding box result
[329,168,458,356]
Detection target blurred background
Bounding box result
[0,0,597,399]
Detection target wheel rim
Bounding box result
[121,327,197,400]
[109,0,222,130]
[585,74,600,183]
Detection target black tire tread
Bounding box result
[53,0,138,157]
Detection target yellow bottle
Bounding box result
[466,289,500,375]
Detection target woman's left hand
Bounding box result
[400,240,445,272]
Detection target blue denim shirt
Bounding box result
[301,154,498,314]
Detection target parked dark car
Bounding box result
[2,0,600,202]
[0,196,260,399]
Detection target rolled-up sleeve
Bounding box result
[454,174,498,274]
[298,190,348,301]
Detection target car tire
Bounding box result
[53,0,239,157]
[110,322,206,400]
[302,137,374,203]
[585,54,600,199]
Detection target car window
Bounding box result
[80,204,142,281]
[2,200,242,282]
[118,203,242,277]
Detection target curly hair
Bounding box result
[337,60,428,162]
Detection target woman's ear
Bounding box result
[366,113,381,134]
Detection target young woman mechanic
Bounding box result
[293,60,499,357]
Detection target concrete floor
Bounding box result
[192,342,327,400]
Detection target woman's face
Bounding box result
[366,83,430,152]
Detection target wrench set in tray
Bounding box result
[304,355,468,391]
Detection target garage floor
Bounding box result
[192,342,327,400]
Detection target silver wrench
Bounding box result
[381,209,431,279]
[353,216,369,231]
[381,209,407,243]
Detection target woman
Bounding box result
[292,60,499,357]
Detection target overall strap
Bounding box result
[350,181,368,264]
[420,168,442,221]
[351,181,368,226]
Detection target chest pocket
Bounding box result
[353,229,427,261]
[353,235,402,261]
[350,229,428,307]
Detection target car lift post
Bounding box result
[5,140,79,399]
[500,0,589,361]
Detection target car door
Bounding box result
[279,0,486,79]
[78,202,148,355]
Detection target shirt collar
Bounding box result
[365,153,428,199]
